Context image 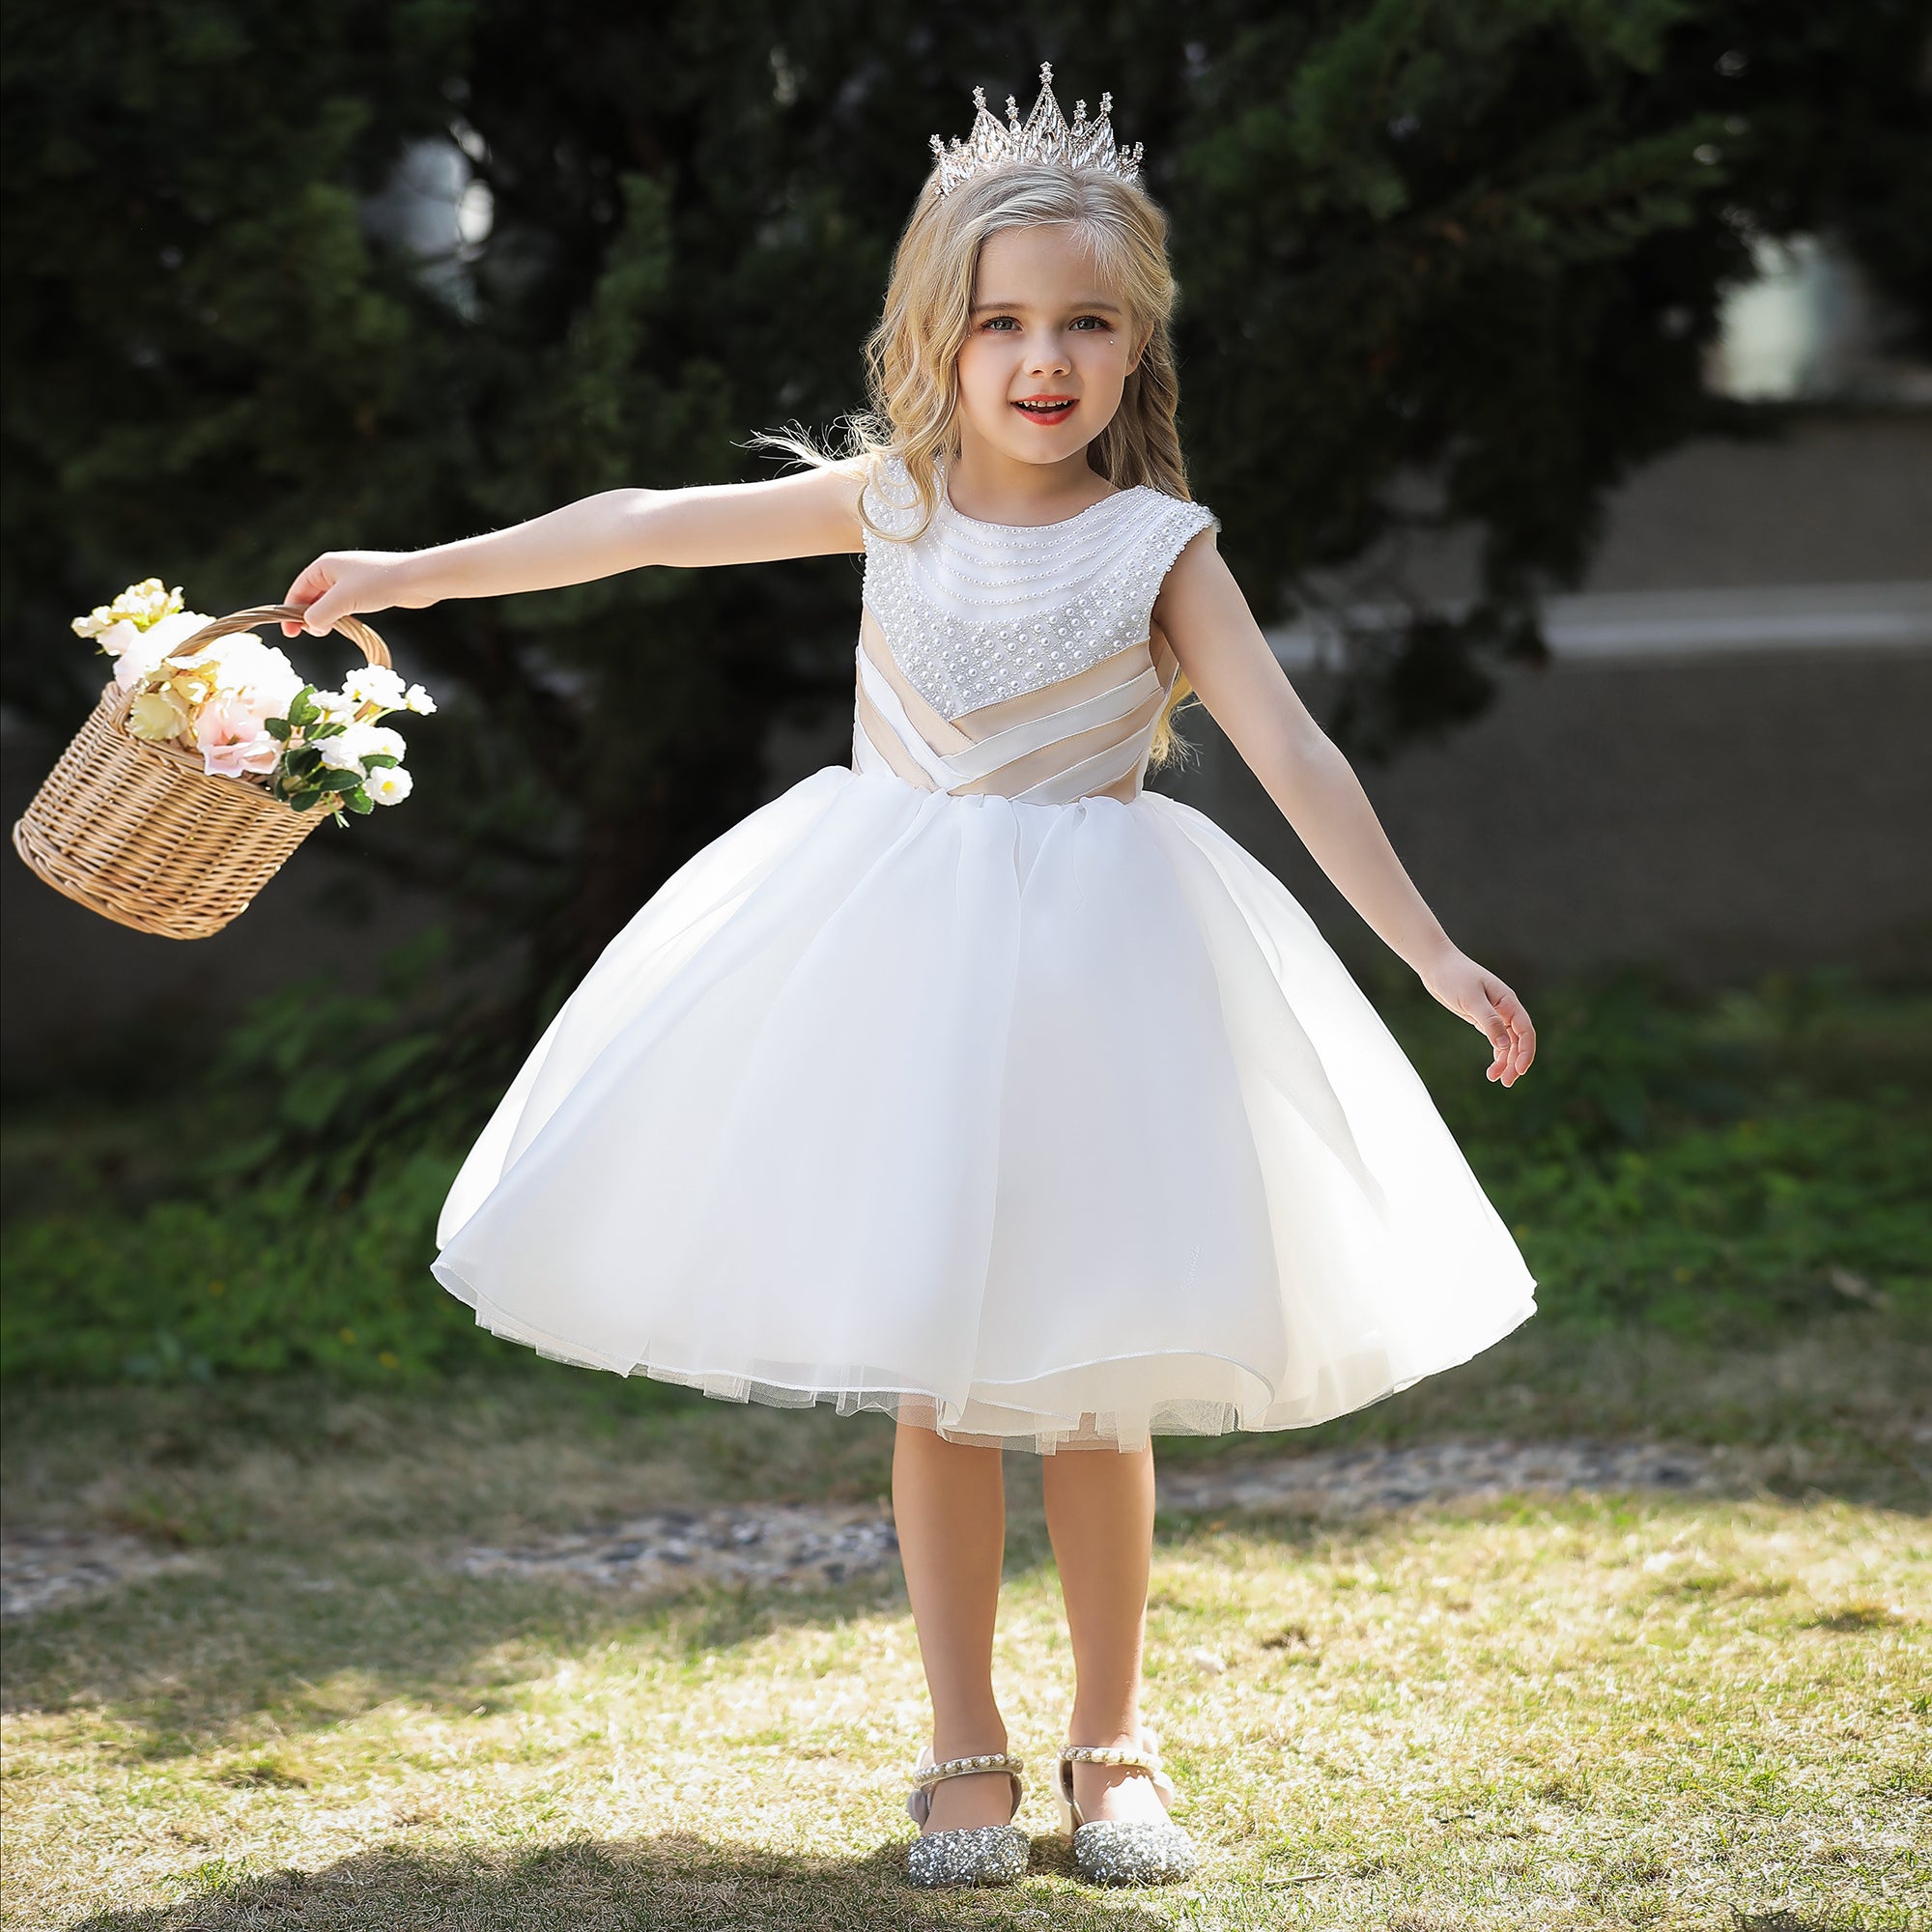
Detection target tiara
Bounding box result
[928,62,1145,197]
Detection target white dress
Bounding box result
[431,455,1538,1453]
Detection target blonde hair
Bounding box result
[758,160,1204,769]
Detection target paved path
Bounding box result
[2,1436,1723,1619]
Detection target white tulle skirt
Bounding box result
[431,765,1537,1453]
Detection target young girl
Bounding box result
[282,67,1537,1893]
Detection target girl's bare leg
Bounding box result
[1041,1437,1170,1825]
[892,1416,1016,1832]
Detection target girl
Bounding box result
[281,67,1537,1893]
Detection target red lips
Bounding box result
[1011,396,1077,425]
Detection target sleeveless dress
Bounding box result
[430,455,1537,1453]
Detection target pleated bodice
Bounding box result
[851,453,1219,806]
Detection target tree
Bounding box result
[1166,0,1932,752]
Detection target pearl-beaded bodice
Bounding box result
[852,453,1218,806]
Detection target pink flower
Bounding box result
[194,691,281,779]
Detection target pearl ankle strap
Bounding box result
[1058,1739,1182,1815]
[911,1750,1026,1789]
[1060,1743,1161,1773]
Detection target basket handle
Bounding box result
[170,604,392,670]
[104,605,393,726]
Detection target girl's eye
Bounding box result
[977,315,1113,333]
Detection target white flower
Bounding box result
[244,663,304,717]
[123,580,183,627]
[170,637,306,726]
[111,630,177,692]
[147,609,215,648]
[364,764,413,805]
[328,721,408,773]
[72,579,184,639]
[342,663,408,711]
[100,608,214,688]
[402,682,438,715]
[93,617,143,657]
[309,687,360,724]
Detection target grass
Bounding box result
[2,1310,1927,1930]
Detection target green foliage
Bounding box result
[0,1147,498,1386]
[189,924,522,1202]
[2,970,1924,1388]
[1381,969,1932,1340]
[0,923,530,1386]
[1499,1100,1926,1336]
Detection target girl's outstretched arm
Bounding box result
[277,460,868,639]
[1154,531,1536,1087]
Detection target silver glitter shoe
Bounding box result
[904,1745,1030,1888]
[1056,1723,1198,1887]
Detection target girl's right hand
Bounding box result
[278,550,434,639]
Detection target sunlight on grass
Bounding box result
[4,1475,1923,1928]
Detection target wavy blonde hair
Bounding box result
[759,159,1204,769]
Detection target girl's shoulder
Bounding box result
[1142,485,1220,534]
[1132,488,1222,578]
[858,447,928,544]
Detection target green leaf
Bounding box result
[317,767,363,792]
[263,715,292,740]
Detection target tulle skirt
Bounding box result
[431,765,1537,1453]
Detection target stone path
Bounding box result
[0,1527,199,1622]
[452,1502,902,1597]
[452,1437,1720,1598]
[1,1437,1722,1618]
[1154,1435,1719,1520]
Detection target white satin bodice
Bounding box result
[851,453,1219,806]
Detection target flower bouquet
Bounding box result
[11,579,433,940]
[71,578,436,828]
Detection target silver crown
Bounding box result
[928,62,1145,197]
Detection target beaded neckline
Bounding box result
[860,448,1217,719]
[939,475,1150,535]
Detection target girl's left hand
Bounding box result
[1418,948,1536,1087]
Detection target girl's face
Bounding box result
[953,222,1142,471]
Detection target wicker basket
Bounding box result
[10,603,392,940]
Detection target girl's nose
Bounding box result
[1026,331,1072,377]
